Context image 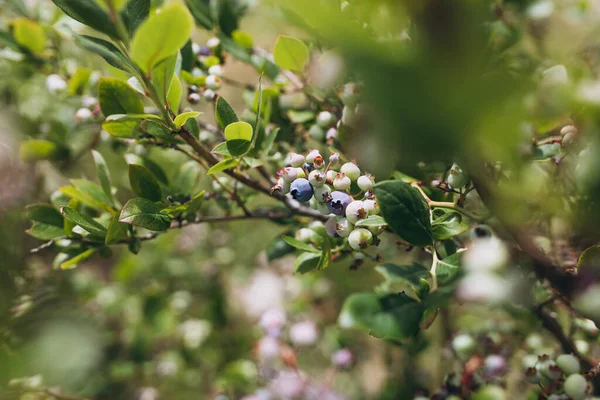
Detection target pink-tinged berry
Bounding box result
[75,108,92,122]
[257,336,280,360]
[345,200,367,224]
[326,128,338,142]
[287,152,305,167]
[333,173,351,191]
[331,348,353,369]
[348,228,373,250]
[281,167,298,183]
[341,162,361,181]
[327,191,352,215]
[259,309,286,337]
[306,150,324,168]
[329,152,340,165]
[208,64,223,77]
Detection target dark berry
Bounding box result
[290,178,314,203]
[327,191,352,215]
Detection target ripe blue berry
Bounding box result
[290,178,313,202]
[327,191,352,215]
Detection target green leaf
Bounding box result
[212,140,251,157]
[26,204,64,226]
[12,18,46,53]
[71,179,114,212]
[128,164,162,201]
[51,0,118,37]
[375,263,430,286]
[67,67,92,95]
[91,150,116,206]
[273,35,309,72]
[124,154,169,184]
[225,121,252,142]
[339,292,424,340]
[105,215,129,245]
[435,252,461,285]
[214,0,239,36]
[317,237,332,270]
[130,3,193,72]
[287,110,314,124]
[96,0,128,12]
[431,210,468,240]
[60,185,109,213]
[261,127,279,155]
[171,160,201,195]
[233,30,253,49]
[267,236,295,261]
[167,75,182,113]
[19,140,68,162]
[26,222,65,241]
[206,158,239,175]
[119,198,171,231]
[140,119,176,142]
[104,113,162,122]
[282,235,320,253]
[174,111,200,128]
[252,75,263,144]
[293,252,321,274]
[373,180,433,247]
[215,96,239,130]
[60,248,97,270]
[72,34,136,72]
[151,53,179,104]
[102,119,140,138]
[98,77,144,116]
[185,0,213,30]
[121,0,150,36]
[355,215,388,227]
[60,206,108,237]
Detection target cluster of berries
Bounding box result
[272,150,383,251]
[187,38,223,104]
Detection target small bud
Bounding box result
[331,348,353,369]
[287,152,305,167]
[188,93,201,104]
[207,37,221,48]
[208,64,223,77]
[329,152,340,165]
[75,107,93,122]
[289,321,318,347]
[326,128,338,142]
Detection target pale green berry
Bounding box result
[563,374,588,400]
[341,83,358,108]
[313,185,332,203]
[205,74,222,90]
[318,202,332,215]
[341,162,361,181]
[309,170,326,187]
[341,106,357,126]
[208,64,223,77]
[326,170,338,182]
[367,225,385,236]
[471,385,507,400]
[448,163,469,189]
[357,175,374,191]
[316,111,334,127]
[333,174,351,191]
[308,124,325,141]
[363,199,379,215]
[296,228,315,243]
[281,167,298,183]
[452,333,476,360]
[556,354,580,375]
[348,228,372,250]
[335,218,354,237]
[295,167,307,179]
[345,201,367,224]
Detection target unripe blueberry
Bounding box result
[357,174,374,191]
[191,42,201,55]
[563,374,588,400]
[525,367,542,384]
[331,348,353,369]
[333,173,351,191]
[560,125,577,136]
[75,108,93,122]
[259,309,286,337]
[556,354,580,375]
[206,37,221,49]
[191,67,204,77]
[363,199,379,215]
[537,357,559,380]
[452,334,476,360]
[308,124,325,141]
[326,170,337,182]
[341,162,361,181]
[325,217,339,238]
[208,64,223,77]
[316,111,334,127]
[447,163,469,189]
[203,89,216,101]
[309,170,326,187]
[345,200,368,224]
[306,150,324,168]
[289,178,313,203]
[205,74,222,90]
[326,128,338,142]
[289,321,318,347]
[188,92,201,104]
[348,228,373,250]
[471,385,507,400]
[335,217,354,238]
[281,167,298,183]
[483,354,506,376]
[287,152,305,167]
[317,201,332,215]
[314,184,332,203]
[46,74,67,93]
[327,191,352,215]
[296,228,317,243]
[329,152,340,165]
[81,95,97,108]
[295,167,307,179]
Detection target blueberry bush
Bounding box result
[2,0,600,399]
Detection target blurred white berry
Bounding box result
[326,128,338,142]
[269,370,305,399]
[287,152,305,167]
[259,309,286,337]
[316,111,334,127]
[257,336,280,360]
[289,321,318,346]
[203,89,216,101]
[81,95,97,108]
[75,108,93,122]
[457,272,510,304]
[331,348,353,369]
[463,237,508,272]
[205,74,222,90]
[357,175,374,191]
[207,37,221,48]
[46,74,67,93]
[208,65,223,77]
